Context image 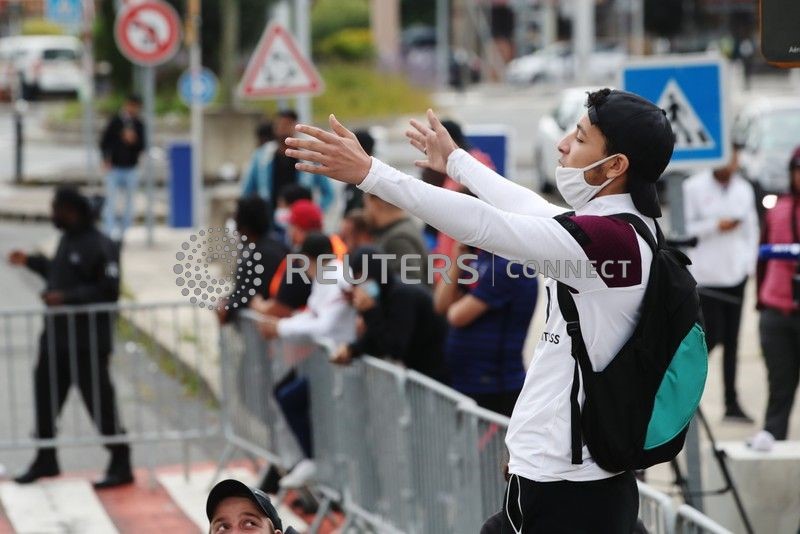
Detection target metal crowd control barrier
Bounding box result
[638,481,678,534]
[216,313,732,534]
[0,301,220,472]
[675,504,734,534]
[458,403,511,531]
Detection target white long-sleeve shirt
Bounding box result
[682,170,759,287]
[277,259,357,345]
[359,149,655,482]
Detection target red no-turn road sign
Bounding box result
[114,0,182,67]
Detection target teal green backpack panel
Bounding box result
[644,323,708,450]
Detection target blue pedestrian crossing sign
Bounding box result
[621,54,730,170]
[178,67,219,108]
[46,0,83,29]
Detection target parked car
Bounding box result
[733,97,800,204]
[0,35,83,99]
[401,24,482,88]
[534,86,603,192]
[506,42,626,85]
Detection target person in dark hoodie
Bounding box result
[99,94,146,241]
[8,186,133,488]
[331,246,447,380]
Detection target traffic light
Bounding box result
[645,0,684,37]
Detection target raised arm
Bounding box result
[446,148,567,217]
[285,113,634,293]
[405,113,566,217]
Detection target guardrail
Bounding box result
[0,303,734,533]
[218,313,733,534]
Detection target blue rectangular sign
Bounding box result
[46,0,83,28]
[622,55,730,170]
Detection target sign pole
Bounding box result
[294,0,312,124]
[144,65,156,246]
[187,0,203,228]
[81,0,97,181]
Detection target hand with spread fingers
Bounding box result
[405,109,459,174]
[285,115,373,185]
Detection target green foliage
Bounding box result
[94,0,132,92]
[317,28,374,61]
[311,0,370,43]
[21,19,65,36]
[310,62,431,122]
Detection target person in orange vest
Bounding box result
[251,199,347,318]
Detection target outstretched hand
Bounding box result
[285,115,372,185]
[405,109,459,174]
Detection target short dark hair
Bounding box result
[256,121,273,144]
[354,129,375,156]
[126,94,142,105]
[343,208,369,234]
[235,196,271,236]
[278,183,313,205]
[277,109,299,121]
[299,232,333,258]
[585,89,617,155]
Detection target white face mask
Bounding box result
[555,154,620,210]
[274,207,291,228]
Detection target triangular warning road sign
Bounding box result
[657,79,715,151]
[238,23,324,99]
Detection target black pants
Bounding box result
[699,279,747,409]
[34,343,128,457]
[468,390,521,418]
[760,308,800,440]
[500,472,638,533]
[274,370,313,459]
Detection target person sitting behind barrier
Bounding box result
[250,199,347,320]
[258,233,357,490]
[331,246,447,381]
[207,479,300,534]
[217,196,288,325]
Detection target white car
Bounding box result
[733,97,800,197]
[534,86,603,192]
[0,35,84,99]
[506,42,626,85]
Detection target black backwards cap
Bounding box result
[587,89,676,218]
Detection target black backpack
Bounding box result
[554,212,708,472]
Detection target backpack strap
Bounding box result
[608,212,661,253]
[556,282,586,465]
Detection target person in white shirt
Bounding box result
[258,232,356,489]
[683,147,759,423]
[258,232,356,345]
[283,89,676,533]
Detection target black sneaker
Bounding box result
[14,451,60,484]
[258,465,282,495]
[724,405,754,424]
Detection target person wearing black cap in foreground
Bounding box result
[207,479,299,534]
[282,88,676,532]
